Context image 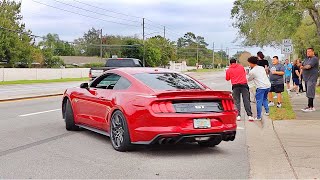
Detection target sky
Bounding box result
[19,0,283,59]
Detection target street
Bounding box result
[0,71,249,179]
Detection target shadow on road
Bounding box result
[79,129,229,156]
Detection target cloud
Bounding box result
[19,0,281,57]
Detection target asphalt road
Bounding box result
[0,71,249,179]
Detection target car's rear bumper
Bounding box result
[128,111,237,144]
[132,131,236,145]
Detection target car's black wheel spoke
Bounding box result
[111,114,125,148]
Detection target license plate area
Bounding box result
[193,118,211,129]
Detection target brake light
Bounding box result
[222,99,235,111]
[151,101,175,113]
[117,58,123,60]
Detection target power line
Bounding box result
[72,0,142,19]
[31,0,141,28]
[52,0,141,24]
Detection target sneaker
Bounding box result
[254,117,262,121]
[301,107,310,111]
[268,102,275,107]
[302,107,316,112]
[248,116,254,121]
[237,116,241,121]
[264,112,270,116]
[277,103,282,108]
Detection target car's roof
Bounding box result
[114,67,177,75]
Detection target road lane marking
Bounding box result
[19,108,61,117]
[237,127,245,130]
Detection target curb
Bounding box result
[0,93,63,102]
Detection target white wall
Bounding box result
[0,68,4,81]
[0,68,90,81]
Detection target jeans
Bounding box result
[232,85,253,117]
[256,88,270,119]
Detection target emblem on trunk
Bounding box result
[195,105,205,109]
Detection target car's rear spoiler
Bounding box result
[154,90,232,99]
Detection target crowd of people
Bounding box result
[225,48,319,121]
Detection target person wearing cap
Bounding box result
[226,59,254,121]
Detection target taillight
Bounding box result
[151,101,175,113]
[222,99,235,111]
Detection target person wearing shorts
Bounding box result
[284,59,292,91]
[291,59,301,95]
[268,56,285,108]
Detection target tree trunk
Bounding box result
[308,8,320,43]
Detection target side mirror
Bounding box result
[80,83,89,89]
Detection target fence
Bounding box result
[0,68,90,81]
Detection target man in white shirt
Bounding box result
[247,56,272,121]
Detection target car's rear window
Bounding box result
[106,59,141,67]
[134,73,205,90]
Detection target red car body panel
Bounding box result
[63,68,237,144]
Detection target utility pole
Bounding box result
[142,18,145,66]
[197,42,199,68]
[100,29,103,60]
[163,26,166,39]
[212,42,215,68]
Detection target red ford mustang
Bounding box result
[62,68,237,152]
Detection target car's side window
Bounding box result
[91,74,121,89]
[113,77,131,90]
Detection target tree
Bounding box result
[0,0,35,67]
[74,28,101,56]
[230,0,317,47]
[39,33,75,56]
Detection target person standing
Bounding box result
[284,59,293,91]
[301,48,319,112]
[226,59,254,121]
[257,51,269,74]
[291,59,301,95]
[247,56,271,121]
[268,56,285,108]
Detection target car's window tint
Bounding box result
[113,77,131,90]
[134,73,204,90]
[91,74,121,89]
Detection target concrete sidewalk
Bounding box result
[271,91,320,179]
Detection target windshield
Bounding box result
[134,73,205,90]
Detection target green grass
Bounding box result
[0,77,89,85]
[269,91,296,120]
[317,86,320,94]
[187,68,223,72]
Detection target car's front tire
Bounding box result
[198,136,222,147]
[110,110,133,152]
[64,99,79,131]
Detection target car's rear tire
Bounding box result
[64,99,79,131]
[110,110,133,152]
[198,136,222,147]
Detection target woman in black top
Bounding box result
[257,51,269,73]
[291,59,301,94]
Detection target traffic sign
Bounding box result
[282,39,292,45]
[281,44,293,54]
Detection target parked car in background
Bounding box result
[89,58,143,80]
[63,68,237,152]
